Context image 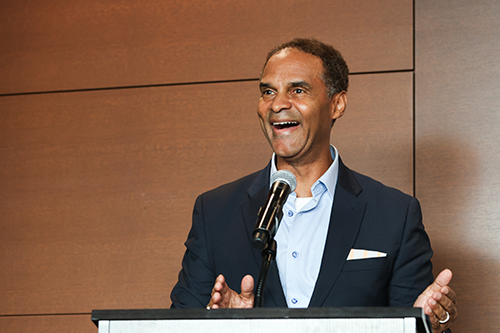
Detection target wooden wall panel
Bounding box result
[0,81,267,315]
[1,0,420,331]
[0,0,413,94]
[332,72,414,196]
[415,0,500,332]
[0,73,412,319]
[0,315,95,333]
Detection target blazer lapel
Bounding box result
[241,159,365,308]
[241,163,270,268]
[241,162,287,307]
[309,159,366,307]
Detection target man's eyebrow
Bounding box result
[290,81,311,89]
[259,82,271,90]
[259,81,311,89]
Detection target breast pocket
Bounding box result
[342,256,389,272]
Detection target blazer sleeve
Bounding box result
[388,197,434,306]
[170,194,215,308]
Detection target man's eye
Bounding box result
[294,88,304,94]
[262,90,274,95]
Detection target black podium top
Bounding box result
[92,307,430,330]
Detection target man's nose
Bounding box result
[270,92,292,113]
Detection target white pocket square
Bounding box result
[347,249,387,260]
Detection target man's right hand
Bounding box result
[207,274,255,309]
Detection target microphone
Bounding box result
[252,170,297,250]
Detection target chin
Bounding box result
[274,149,300,160]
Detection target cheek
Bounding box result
[256,104,264,117]
[257,116,267,133]
[256,112,271,140]
[257,102,270,123]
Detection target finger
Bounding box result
[416,269,453,303]
[423,304,445,333]
[423,303,442,332]
[428,296,447,320]
[213,287,231,308]
[240,275,255,299]
[207,291,218,309]
[425,309,440,332]
[427,294,454,331]
[214,274,226,291]
[441,285,457,305]
[419,268,453,306]
[432,269,453,291]
[433,291,454,313]
[208,275,227,309]
[434,290,458,324]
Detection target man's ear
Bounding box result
[330,91,347,121]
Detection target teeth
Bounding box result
[272,121,299,126]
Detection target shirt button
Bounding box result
[291,298,298,304]
[287,210,294,217]
[292,251,299,258]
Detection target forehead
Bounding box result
[262,48,325,83]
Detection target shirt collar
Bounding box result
[270,145,339,198]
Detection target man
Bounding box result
[170,38,458,332]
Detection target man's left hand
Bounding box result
[413,269,458,332]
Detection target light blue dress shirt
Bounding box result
[270,146,339,308]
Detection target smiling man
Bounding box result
[170,38,457,333]
[257,47,346,198]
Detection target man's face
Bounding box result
[258,48,344,164]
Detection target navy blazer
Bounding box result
[171,159,434,308]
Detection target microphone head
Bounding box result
[271,170,297,192]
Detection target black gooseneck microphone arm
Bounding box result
[253,239,277,308]
[252,170,296,308]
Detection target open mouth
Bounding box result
[272,121,300,130]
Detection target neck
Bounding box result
[276,148,333,197]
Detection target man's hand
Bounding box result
[414,269,458,332]
[207,274,255,309]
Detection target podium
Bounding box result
[91,307,432,333]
